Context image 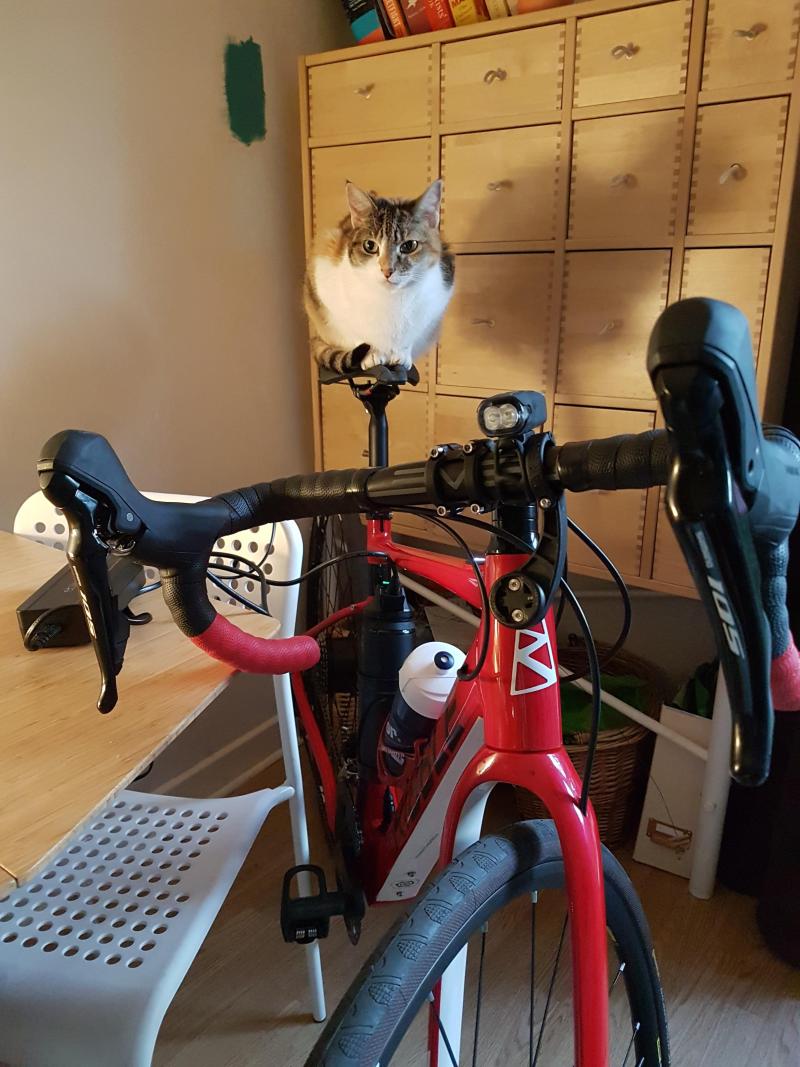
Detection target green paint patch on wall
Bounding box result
[224,38,266,145]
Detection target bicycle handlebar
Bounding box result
[37,299,800,787]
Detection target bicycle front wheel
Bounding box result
[309,821,669,1066]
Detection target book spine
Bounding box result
[382,0,410,35]
[447,0,489,26]
[340,0,388,43]
[424,0,456,29]
[400,0,433,34]
[485,0,510,17]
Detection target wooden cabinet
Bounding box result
[312,140,431,234]
[442,125,561,244]
[558,251,670,401]
[688,98,789,235]
[573,2,690,108]
[701,0,800,92]
[680,247,771,359]
[438,254,555,393]
[309,50,432,140]
[553,406,654,576]
[441,26,565,128]
[301,0,800,597]
[569,109,683,242]
[322,385,428,469]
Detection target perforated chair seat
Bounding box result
[0,786,291,1067]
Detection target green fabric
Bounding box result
[672,659,718,718]
[224,38,266,146]
[560,674,649,739]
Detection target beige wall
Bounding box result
[0,0,348,529]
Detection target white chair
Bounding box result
[3,491,326,1067]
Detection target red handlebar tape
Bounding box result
[191,614,320,674]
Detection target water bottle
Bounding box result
[379,642,465,777]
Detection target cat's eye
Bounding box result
[362,239,379,255]
[399,240,418,255]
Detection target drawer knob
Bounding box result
[610,42,639,60]
[483,67,508,84]
[719,162,747,185]
[486,180,513,192]
[610,172,636,188]
[733,23,767,40]
[598,319,623,336]
[354,83,375,98]
[471,317,496,328]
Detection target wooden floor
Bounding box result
[153,768,800,1067]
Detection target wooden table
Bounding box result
[0,531,278,895]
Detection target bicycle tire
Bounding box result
[308,820,669,1066]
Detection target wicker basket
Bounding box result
[515,641,668,849]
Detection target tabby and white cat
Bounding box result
[304,180,455,375]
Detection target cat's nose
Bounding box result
[381,265,395,280]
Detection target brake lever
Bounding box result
[37,470,128,712]
[649,299,773,785]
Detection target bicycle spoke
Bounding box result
[620,1021,640,1067]
[609,960,625,994]
[531,915,568,1067]
[428,991,459,1067]
[529,891,538,1067]
[472,923,488,1067]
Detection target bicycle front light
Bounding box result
[477,392,547,438]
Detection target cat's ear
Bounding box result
[414,180,442,228]
[345,181,376,227]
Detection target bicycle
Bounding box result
[37,298,800,1066]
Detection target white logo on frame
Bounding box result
[511,624,557,695]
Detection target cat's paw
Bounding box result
[360,348,390,370]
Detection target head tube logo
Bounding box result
[511,624,557,695]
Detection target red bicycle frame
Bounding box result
[292,514,609,1067]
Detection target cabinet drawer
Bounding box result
[442,125,561,244]
[688,98,788,235]
[569,110,683,243]
[574,1,690,108]
[552,405,654,576]
[651,493,692,588]
[434,393,482,445]
[702,0,800,92]
[438,254,554,393]
[680,247,771,361]
[321,385,428,469]
[441,25,564,128]
[312,139,431,234]
[557,251,671,401]
[309,50,432,140]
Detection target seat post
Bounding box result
[349,381,400,468]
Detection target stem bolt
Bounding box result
[512,608,526,623]
[508,577,522,592]
[540,497,552,509]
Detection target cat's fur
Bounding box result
[304,180,455,374]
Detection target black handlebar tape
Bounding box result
[160,560,216,637]
[545,430,671,493]
[216,469,373,528]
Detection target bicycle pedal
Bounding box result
[280,864,347,945]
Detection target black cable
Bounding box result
[210,552,269,609]
[560,579,601,815]
[253,549,399,588]
[559,518,632,683]
[206,571,273,616]
[387,506,490,682]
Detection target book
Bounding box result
[340,0,388,44]
[485,0,510,16]
[400,0,433,34]
[382,0,410,35]
[448,0,489,26]
[424,0,456,29]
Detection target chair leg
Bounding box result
[273,673,327,1022]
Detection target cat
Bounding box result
[304,179,455,376]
